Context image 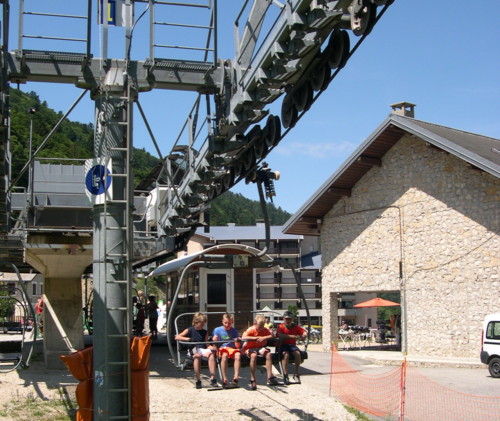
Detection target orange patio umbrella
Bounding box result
[354,297,400,308]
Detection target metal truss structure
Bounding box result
[0,1,393,418]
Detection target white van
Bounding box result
[480,313,500,378]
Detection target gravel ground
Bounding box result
[148,343,355,421]
[0,338,355,421]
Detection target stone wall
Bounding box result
[321,134,499,358]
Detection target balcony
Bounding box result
[300,276,321,284]
[257,292,280,299]
[278,246,299,255]
[257,276,279,285]
[302,292,321,299]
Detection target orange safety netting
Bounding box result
[329,345,500,421]
[60,335,152,421]
[60,346,93,421]
[329,345,403,418]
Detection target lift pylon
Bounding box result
[0,1,393,419]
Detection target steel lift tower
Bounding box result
[0,0,393,418]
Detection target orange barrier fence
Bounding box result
[61,335,152,421]
[329,345,500,421]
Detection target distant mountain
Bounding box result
[209,191,291,225]
[8,88,292,224]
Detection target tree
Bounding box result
[0,297,15,320]
[287,304,299,319]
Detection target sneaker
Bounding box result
[283,374,291,385]
[222,379,229,389]
[231,378,239,387]
[209,377,218,387]
[293,374,301,384]
[195,380,202,389]
[250,379,257,390]
[267,376,279,386]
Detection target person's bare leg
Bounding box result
[208,353,216,379]
[221,353,229,382]
[265,352,273,379]
[282,352,290,375]
[193,355,201,380]
[293,350,301,375]
[249,353,257,380]
[233,352,241,380]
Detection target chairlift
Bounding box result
[0,262,37,372]
[148,244,312,377]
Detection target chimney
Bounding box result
[390,101,416,118]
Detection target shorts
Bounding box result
[280,343,300,355]
[193,347,215,358]
[245,346,270,357]
[218,347,241,359]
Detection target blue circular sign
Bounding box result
[86,164,112,195]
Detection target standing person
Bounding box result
[276,311,307,384]
[212,313,241,388]
[147,295,159,339]
[242,314,278,390]
[135,302,146,337]
[137,289,146,305]
[34,297,44,335]
[264,316,273,330]
[175,312,217,389]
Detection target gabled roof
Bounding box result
[283,114,500,236]
[195,224,302,242]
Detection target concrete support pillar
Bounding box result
[25,242,92,369]
[43,276,84,368]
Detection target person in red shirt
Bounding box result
[276,311,307,384]
[242,314,278,390]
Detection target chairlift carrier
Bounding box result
[148,243,312,371]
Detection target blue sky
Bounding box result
[8,0,500,214]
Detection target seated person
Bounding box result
[212,313,241,388]
[175,312,217,389]
[276,311,307,384]
[242,314,278,390]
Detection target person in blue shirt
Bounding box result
[212,313,241,388]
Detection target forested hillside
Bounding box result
[9,89,159,187]
[209,191,291,225]
[9,88,291,224]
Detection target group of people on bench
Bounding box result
[175,311,307,390]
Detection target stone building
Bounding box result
[283,103,499,359]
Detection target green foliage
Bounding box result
[377,292,401,323]
[287,304,299,318]
[0,297,15,319]
[9,88,159,188]
[133,147,162,187]
[210,191,292,225]
[343,404,372,420]
[133,276,164,301]
[10,89,93,186]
